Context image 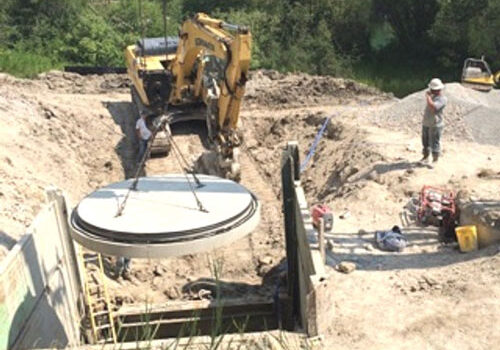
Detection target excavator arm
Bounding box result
[169,14,251,179]
[125,13,251,180]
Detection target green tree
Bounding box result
[429,0,499,67]
[373,0,439,55]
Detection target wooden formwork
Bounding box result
[281,142,327,337]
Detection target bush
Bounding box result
[0,49,59,78]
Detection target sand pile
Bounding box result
[244,70,391,109]
[374,83,500,145]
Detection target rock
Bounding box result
[337,261,356,274]
[257,264,272,277]
[163,286,181,300]
[325,121,345,140]
[304,112,325,126]
[421,275,438,287]
[258,255,273,266]
[339,210,350,219]
[153,265,164,276]
[477,168,495,178]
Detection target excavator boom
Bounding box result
[125,13,251,180]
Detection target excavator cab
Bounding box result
[461,57,496,91]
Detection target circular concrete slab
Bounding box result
[70,174,260,258]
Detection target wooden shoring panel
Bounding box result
[281,142,301,329]
[281,141,326,337]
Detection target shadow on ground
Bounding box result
[104,101,141,179]
[324,226,497,271]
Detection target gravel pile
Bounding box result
[374,83,500,145]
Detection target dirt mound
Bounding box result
[244,70,391,109]
[0,74,126,259]
[374,82,500,145]
[0,71,130,94]
[243,110,387,203]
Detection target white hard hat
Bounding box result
[428,78,444,90]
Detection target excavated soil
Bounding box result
[244,70,391,109]
[1,70,500,349]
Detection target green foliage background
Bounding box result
[0,0,499,96]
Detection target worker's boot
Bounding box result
[420,151,430,164]
[122,269,132,281]
[432,153,439,163]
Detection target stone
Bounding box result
[258,255,273,266]
[337,261,356,274]
[163,286,181,300]
[153,265,164,276]
[339,210,351,219]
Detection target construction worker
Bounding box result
[136,113,152,164]
[421,78,447,165]
[116,257,131,280]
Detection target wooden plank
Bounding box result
[294,198,315,279]
[281,144,300,329]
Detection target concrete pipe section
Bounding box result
[70,174,260,258]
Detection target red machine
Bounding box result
[417,186,457,235]
[312,204,333,232]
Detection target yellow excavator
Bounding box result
[461,57,500,92]
[125,13,251,180]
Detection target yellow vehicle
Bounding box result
[125,13,252,180]
[461,57,500,91]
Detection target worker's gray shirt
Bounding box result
[423,94,447,127]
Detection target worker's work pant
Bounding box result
[137,138,149,163]
[422,126,443,156]
[116,257,131,274]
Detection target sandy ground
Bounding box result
[0,70,499,349]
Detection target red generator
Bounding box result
[312,204,333,232]
[417,186,457,236]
